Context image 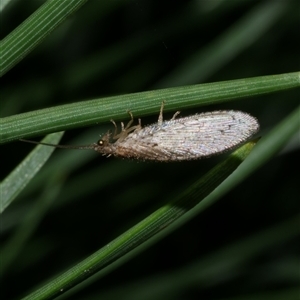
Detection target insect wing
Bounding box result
[128,111,259,161]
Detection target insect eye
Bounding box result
[97,139,105,146]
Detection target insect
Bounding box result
[20,102,259,161]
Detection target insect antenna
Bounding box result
[19,139,95,150]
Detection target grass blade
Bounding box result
[0,0,88,76]
[2,72,299,143]
[0,132,64,213]
[21,139,257,300]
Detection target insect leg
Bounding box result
[171,111,181,120]
[113,111,141,141]
[110,119,118,138]
[158,101,165,126]
[124,111,134,130]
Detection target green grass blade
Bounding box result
[0,132,64,213]
[0,0,88,77]
[0,0,13,11]
[21,140,257,300]
[2,72,299,143]
[72,215,299,299]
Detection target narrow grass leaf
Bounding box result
[2,72,299,143]
[0,0,89,76]
[0,132,64,213]
[21,140,257,300]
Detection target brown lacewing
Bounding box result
[20,102,259,161]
